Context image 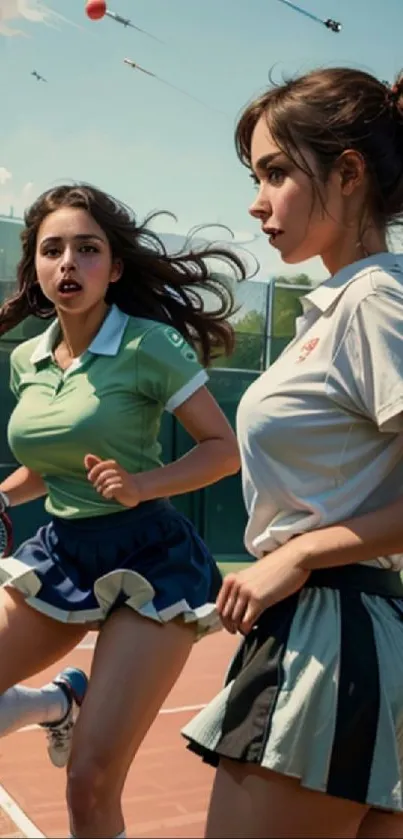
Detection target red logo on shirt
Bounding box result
[296,337,319,362]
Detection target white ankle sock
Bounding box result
[0,682,69,736]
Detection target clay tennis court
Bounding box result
[0,629,238,838]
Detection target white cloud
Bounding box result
[0,168,12,186]
[0,179,36,216]
[21,180,34,201]
[0,0,79,37]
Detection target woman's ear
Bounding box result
[336,149,366,195]
[109,258,123,284]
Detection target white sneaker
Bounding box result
[41,667,88,768]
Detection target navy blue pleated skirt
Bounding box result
[0,499,222,636]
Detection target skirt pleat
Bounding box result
[183,582,403,810]
[0,500,222,637]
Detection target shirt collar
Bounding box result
[301,252,402,314]
[30,304,129,364]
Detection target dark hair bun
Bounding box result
[388,75,403,120]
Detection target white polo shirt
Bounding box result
[237,253,403,568]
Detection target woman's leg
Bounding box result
[205,759,369,839]
[357,809,403,838]
[67,606,195,838]
[0,587,87,763]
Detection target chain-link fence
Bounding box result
[215,276,310,371]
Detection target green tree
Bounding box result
[213,274,313,370]
[212,310,264,370]
[233,309,265,369]
[274,273,312,286]
[273,276,311,339]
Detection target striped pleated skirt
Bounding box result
[182,565,403,811]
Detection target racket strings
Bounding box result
[0,514,12,558]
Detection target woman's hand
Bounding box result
[218,491,403,637]
[84,454,142,507]
[217,545,310,635]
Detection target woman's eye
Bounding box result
[267,167,286,185]
[42,245,99,257]
[249,167,286,189]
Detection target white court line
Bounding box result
[73,640,208,712]
[75,639,208,712]
[18,702,207,734]
[0,783,45,838]
[10,703,208,837]
[9,703,207,837]
[0,636,207,839]
[160,703,206,714]
[0,704,208,838]
[18,633,207,733]
[6,636,206,834]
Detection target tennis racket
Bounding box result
[0,511,12,558]
[0,491,12,558]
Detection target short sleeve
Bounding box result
[9,348,22,400]
[137,324,209,412]
[336,292,403,433]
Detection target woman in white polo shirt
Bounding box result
[0,183,243,839]
[183,69,403,838]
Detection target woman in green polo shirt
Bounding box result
[0,182,243,839]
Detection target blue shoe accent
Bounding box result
[54,667,88,707]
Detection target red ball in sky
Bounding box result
[85,0,107,20]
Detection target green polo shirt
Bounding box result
[7,305,208,520]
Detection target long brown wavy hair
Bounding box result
[0,184,247,365]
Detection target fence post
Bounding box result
[262,277,276,369]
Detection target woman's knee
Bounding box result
[67,751,121,820]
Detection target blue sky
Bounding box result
[0,0,402,282]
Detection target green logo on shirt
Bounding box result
[164,327,197,362]
[165,327,184,348]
